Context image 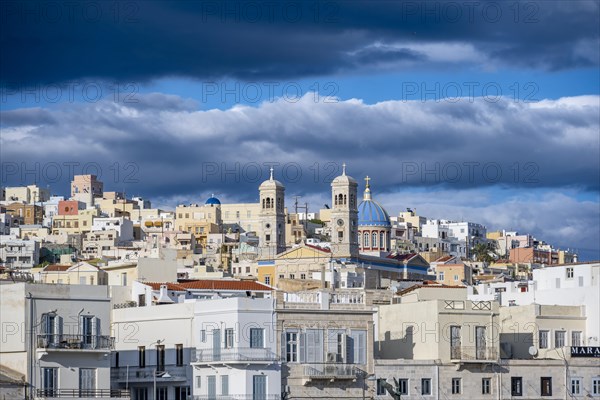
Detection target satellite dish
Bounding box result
[528,346,538,356]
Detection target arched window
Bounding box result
[343,195,347,205]
[266,198,271,209]
[372,232,377,248]
[363,232,369,248]
[338,194,344,206]
[380,232,385,250]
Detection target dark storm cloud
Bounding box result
[1,1,598,87]
[1,93,598,200]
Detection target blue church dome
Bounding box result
[205,195,221,205]
[357,177,391,227]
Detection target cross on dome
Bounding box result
[342,162,346,176]
[269,167,274,180]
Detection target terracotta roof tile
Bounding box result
[144,282,187,291]
[43,264,71,272]
[179,280,273,291]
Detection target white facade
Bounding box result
[192,297,281,399]
[91,217,134,242]
[0,283,124,400]
[468,262,600,347]
[0,238,40,269]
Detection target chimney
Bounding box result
[157,284,174,304]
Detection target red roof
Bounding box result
[43,264,71,272]
[305,244,331,253]
[179,280,273,291]
[434,255,453,262]
[143,280,273,292]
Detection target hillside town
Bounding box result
[1,171,598,400]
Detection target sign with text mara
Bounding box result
[570,346,600,357]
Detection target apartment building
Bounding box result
[0,283,125,400]
[4,185,51,204]
[0,238,40,269]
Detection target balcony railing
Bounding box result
[193,396,281,400]
[303,363,360,379]
[450,346,498,361]
[35,389,129,398]
[195,348,280,363]
[111,365,188,382]
[37,334,114,350]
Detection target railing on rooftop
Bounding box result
[303,363,360,379]
[451,346,498,361]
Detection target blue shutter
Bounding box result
[346,334,354,364]
[221,375,229,395]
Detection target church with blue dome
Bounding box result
[358,176,391,255]
[205,194,221,206]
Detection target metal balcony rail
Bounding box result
[37,334,114,350]
[193,396,281,400]
[451,346,499,361]
[35,389,130,398]
[111,365,188,381]
[195,347,280,363]
[303,363,359,379]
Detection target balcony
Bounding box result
[450,346,499,363]
[193,396,281,400]
[35,389,129,399]
[302,363,360,383]
[111,365,188,383]
[37,334,114,351]
[194,348,280,364]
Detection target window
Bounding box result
[539,330,549,349]
[566,267,574,278]
[133,387,148,400]
[81,315,94,346]
[253,375,267,400]
[221,375,229,396]
[349,330,367,364]
[454,275,459,281]
[300,273,306,280]
[482,378,491,394]
[264,276,271,285]
[450,326,461,359]
[422,378,431,395]
[156,345,165,372]
[176,344,183,366]
[475,326,487,360]
[207,376,216,398]
[571,378,581,395]
[438,272,445,281]
[279,274,284,279]
[225,328,234,349]
[79,368,96,395]
[41,367,57,397]
[372,232,377,247]
[155,387,167,400]
[174,386,190,400]
[555,330,566,348]
[592,377,600,395]
[265,234,271,242]
[289,274,295,280]
[250,328,264,348]
[572,331,582,346]
[363,232,369,247]
[377,379,387,395]
[511,377,523,396]
[451,378,461,394]
[138,346,145,367]
[398,379,408,395]
[286,332,298,362]
[196,376,201,388]
[541,377,552,396]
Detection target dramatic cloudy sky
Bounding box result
[1,1,599,259]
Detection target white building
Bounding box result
[42,196,65,227]
[468,262,600,347]
[4,185,50,204]
[0,282,126,400]
[91,217,134,243]
[0,238,40,269]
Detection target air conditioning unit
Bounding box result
[326,352,337,363]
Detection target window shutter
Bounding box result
[221,375,229,395]
[346,334,355,364]
[281,331,286,360]
[299,332,306,363]
[40,314,48,335]
[54,316,63,344]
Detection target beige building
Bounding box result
[52,208,99,235]
[37,261,108,285]
[436,263,473,285]
[276,289,376,399]
[378,286,500,363]
[4,184,50,204]
[500,303,587,360]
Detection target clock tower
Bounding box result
[330,163,358,258]
[258,167,286,259]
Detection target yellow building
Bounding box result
[38,261,108,285]
[436,263,473,285]
[52,208,100,235]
